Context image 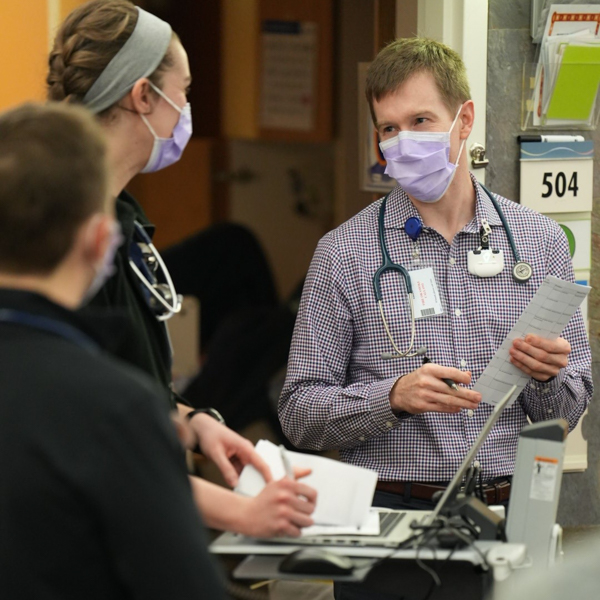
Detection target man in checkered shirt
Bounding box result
[279,37,592,528]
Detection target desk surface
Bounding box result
[211,531,525,563]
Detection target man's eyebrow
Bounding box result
[375,120,395,130]
[375,111,438,129]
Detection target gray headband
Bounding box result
[83,7,172,114]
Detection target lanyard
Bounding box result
[0,309,100,354]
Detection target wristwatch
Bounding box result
[185,407,226,425]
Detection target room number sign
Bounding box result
[519,141,593,213]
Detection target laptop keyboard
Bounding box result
[379,511,406,536]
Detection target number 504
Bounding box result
[541,171,579,198]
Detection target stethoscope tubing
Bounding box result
[129,222,181,321]
[376,185,526,359]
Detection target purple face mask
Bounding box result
[83,221,124,304]
[379,106,465,203]
[140,83,192,173]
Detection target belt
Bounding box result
[376,478,511,505]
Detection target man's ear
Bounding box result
[129,78,156,115]
[459,100,475,139]
[80,213,115,265]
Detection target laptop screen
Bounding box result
[426,384,518,523]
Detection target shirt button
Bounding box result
[359,436,365,442]
[385,421,393,429]
[454,308,462,317]
[460,359,467,368]
[467,409,474,418]
[547,408,554,414]
[449,257,456,265]
[473,460,481,469]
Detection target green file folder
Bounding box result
[546,45,600,121]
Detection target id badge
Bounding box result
[409,267,444,319]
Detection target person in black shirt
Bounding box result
[0,102,226,600]
[47,0,316,538]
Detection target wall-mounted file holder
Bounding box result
[521,61,600,130]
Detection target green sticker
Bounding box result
[559,224,576,258]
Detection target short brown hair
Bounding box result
[0,103,108,274]
[47,0,176,115]
[366,37,471,122]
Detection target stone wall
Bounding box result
[487,0,600,527]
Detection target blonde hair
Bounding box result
[365,37,471,122]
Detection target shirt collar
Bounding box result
[383,172,503,234]
[0,288,132,354]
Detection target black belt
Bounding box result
[376,478,511,505]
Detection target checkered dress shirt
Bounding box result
[279,176,592,482]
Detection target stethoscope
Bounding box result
[128,221,182,321]
[375,185,533,360]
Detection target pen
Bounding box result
[518,134,584,143]
[279,445,294,479]
[422,356,459,391]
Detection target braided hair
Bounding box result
[47,0,174,115]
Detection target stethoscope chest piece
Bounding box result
[512,261,533,283]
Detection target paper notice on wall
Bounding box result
[260,20,318,131]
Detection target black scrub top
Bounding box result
[80,191,177,409]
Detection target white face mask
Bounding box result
[82,221,124,304]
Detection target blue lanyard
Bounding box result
[0,309,100,355]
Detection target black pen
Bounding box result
[518,134,584,143]
[422,356,459,391]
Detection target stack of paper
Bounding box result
[235,439,378,531]
[533,4,600,126]
[474,276,590,406]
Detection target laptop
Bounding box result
[263,384,517,548]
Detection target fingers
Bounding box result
[418,366,482,407]
[293,480,318,505]
[292,466,312,480]
[259,480,316,537]
[510,336,569,380]
[391,366,482,415]
[211,452,240,488]
[411,389,478,414]
[247,452,273,483]
[423,363,473,387]
[523,334,571,355]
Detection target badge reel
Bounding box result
[468,220,504,278]
[405,217,423,263]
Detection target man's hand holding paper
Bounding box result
[510,334,571,382]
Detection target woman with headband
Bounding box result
[47,0,316,539]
